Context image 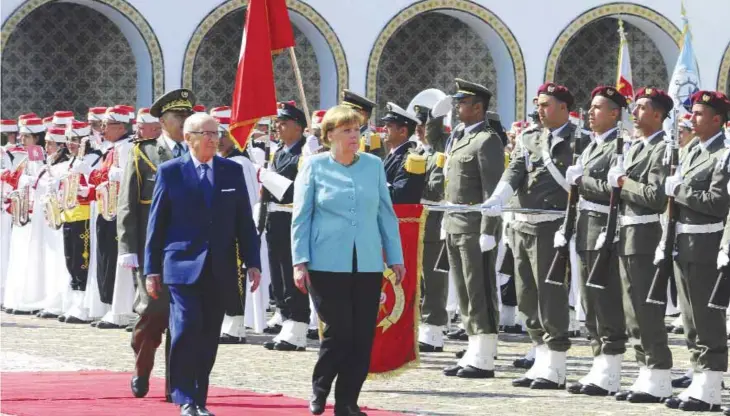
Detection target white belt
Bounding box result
[267,202,293,213]
[541,152,570,192]
[421,199,442,205]
[676,222,724,235]
[618,214,660,227]
[578,197,610,215]
[513,212,563,224]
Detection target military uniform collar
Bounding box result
[700,131,723,150]
[550,122,570,137]
[594,127,618,145]
[463,121,484,135]
[162,133,187,152]
[280,137,305,155]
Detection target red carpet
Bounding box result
[0,371,404,415]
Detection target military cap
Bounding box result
[537,82,575,109]
[591,86,628,108]
[47,127,67,143]
[19,118,45,134]
[276,101,307,128]
[691,90,730,115]
[341,90,376,113]
[193,105,206,114]
[634,87,673,118]
[0,120,18,133]
[311,110,326,129]
[88,107,107,122]
[66,120,90,137]
[136,108,159,124]
[210,106,231,118]
[150,89,196,118]
[412,105,430,124]
[52,111,74,126]
[380,102,421,126]
[452,78,492,104]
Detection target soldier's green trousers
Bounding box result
[421,239,449,327]
[446,233,499,335]
[577,250,627,356]
[512,225,570,352]
[674,260,728,372]
[619,254,672,368]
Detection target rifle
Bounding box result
[545,109,585,286]
[709,259,730,310]
[256,137,271,237]
[646,109,680,305]
[585,120,625,289]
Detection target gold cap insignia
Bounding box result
[645,88,653,95]
[547,85,555,93]
[414,105,421,113]
[607,89,615,96]
[703,94,711,102]
[181,91,189,99]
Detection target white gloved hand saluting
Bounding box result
[431,96,453,118]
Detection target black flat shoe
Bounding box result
[615,390,631,401]
[678,397,721,412]
[96,321,124,329]
[219,334,246,344]
[530,378,565,390]
[334,404,366,416]
[57,315,67,322]
[456,365,494,379]
[307,328,319,340]
[263,324,281,334]
[443,365,462,377]
[672,375,692,388]
[64,316,90,324]
[179,403,197,416]
[512,377,533,388]
[273,341,305,351]
[196,405,214,416]
[309,395,326,415]
[446,328,467,341]
[580,383,610,396]
[455,349,465,359]
[567,382,584,394]
[263,340,276,350]
[502,324,524,334]
[130,376,149,398]
[512,358,534,369]
[628,391,666,404]
[37,311,58,319]
[419,342,443,353]
[90,320,100,327]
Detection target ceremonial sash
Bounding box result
[368,204,424,378]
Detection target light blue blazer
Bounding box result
[291,152,404,273]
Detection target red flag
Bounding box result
[230,0,295,149]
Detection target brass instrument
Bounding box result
[61,137,88,211]
[8,159,30,226]
[96,145,120,220]
[42,150,66,230]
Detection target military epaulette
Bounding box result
[404,153,427,174]
[297,156,304,171]
[133,136,157,144]
[521,125,541,135]
[358,132,382,152]
[434,152,445,168]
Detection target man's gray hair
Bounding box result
[183,113,217,134]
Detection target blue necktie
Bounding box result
[199,164,213,207]
[173,143,185,158]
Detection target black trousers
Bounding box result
[63,219,90,291]
[309,267,381,408]
[500,245,517,307]
[96,216,118,304]
[266,212,309,322]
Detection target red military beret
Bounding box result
[537,83,574,109]
[691,90,730,115]
[591,85,628,109]
[634,87,673,118]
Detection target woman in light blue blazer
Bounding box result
[291,105,405,416]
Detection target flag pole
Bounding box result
[288,47,312,128]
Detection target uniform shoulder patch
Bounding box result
[405,153,427,174]
[434,152,446,168]
[133,136,157,143]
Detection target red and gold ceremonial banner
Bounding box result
[368,204,425,378]
[230,0,295,149]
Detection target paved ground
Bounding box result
[1,313,727,415]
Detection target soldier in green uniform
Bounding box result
[340,90,383,158]
[441,79,504,379]
[483,83,590,390]
[117,88,195,400]
[561,86,629,396]
[664,91,730,412]
[412,104,448,352]
[604,87,674,403]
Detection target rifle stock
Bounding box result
[545,110,585,286]
[585,124,624,289]
[708,263,730,310]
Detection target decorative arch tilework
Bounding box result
[366,0,526,120]
[1,0,164,100]
[717,42,730,95]
[182,0,348,108]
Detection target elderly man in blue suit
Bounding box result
[145,111,262,416]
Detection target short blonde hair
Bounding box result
[320,105,363,147]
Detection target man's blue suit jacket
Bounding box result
[144,154,261,291]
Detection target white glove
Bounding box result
[118,253,139,269]
[108,166,123,182]
[480,197,503,217]
[71,161,92,176]
[719,249,730,270]
[479,234,496,252]
[253,202,261,229]
[653,243,665,266]
[77,186,90,198]
[431,96,453,118]
[665,173,683,197]
[607,165,626,188]
[304,135,322,156]
[565,164,583,186]
[18,174,33,188]
[554,229,568,248]
[726,180,730,196]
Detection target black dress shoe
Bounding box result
[334,404,366,416]
[130,376,149,398]
[11,309,36,315]
[455,349,465,359]
[57,315,67,322]
[512,358,534,369]
[627,391,665,404]
[263,324,281,334]
[567,382,584,394]
[64,316,89,324]
[446,328,466,340]
[672,326,685,334]
[512,377,533,387]
[3,308,14,314]
[580,383,610,396]
[568,330,581,338]
[179,403,197,416]
[419,342,443,353]
[273,341,305,351]
[90,320,100,327]
[723,407,730,416]
[263,340,276,350]
[196,405,214,416]
[456,365,494,379]
[666,324,675,333]
[309,395,326,415]
[443,365,462,376]
[678,397,721,412]
[125,324,134,332]
[307,328,319,340]
[502,324,524,334]
[672,375,692,388]
[37,311,58,319]
[96,321,124,329]
[219,334,246,344]
[615,390,631,401]
[530,378,565,390]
